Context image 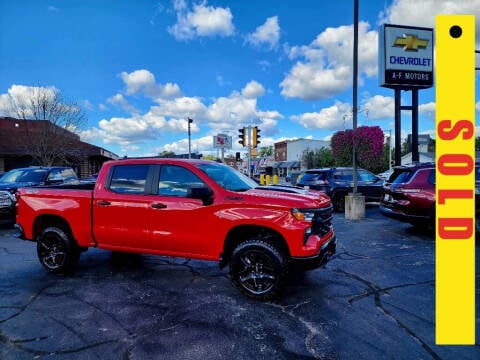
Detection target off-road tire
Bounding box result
[230,239,287,301]
[37,226,80,274]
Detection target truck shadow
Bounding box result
[110,251,144,270]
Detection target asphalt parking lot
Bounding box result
[0,207,479,360]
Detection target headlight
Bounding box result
[291,208,315,221]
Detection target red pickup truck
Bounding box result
[16,158,336,300]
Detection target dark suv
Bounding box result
[381,162,480,233]
[0,166,78,226]
[379,162,435,230]
[296,167,384,212]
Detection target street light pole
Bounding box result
[388,129,392,172]
[188,118,193,159]
[352,0,359,194]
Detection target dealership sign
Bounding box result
[213,134,232,149]
[379,24,434,88]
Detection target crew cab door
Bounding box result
[147,164,216,258]
[93,164,153,250]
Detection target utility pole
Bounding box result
[188,118,193,159]
[247,125,252,177]
[352,0,359,194]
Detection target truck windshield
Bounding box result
[196,163,257,192]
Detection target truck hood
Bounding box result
[243,188,331,208]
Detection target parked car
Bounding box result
[0,166,78,225]
[381,162,480,233]
[285,171,302,185]
[379,162,436,230]
[0,190,16,226]
[296,167,384,212]
[377,169,393,180]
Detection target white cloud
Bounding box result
[0,85,58,117]
[290,101,352,130]
[0,94,11,115]
[363,96,436,121]
[363,95,395,120]
[107,93,139,114]
[85,77,280,154]
[419,102,435,118]
[246,16,280,49]
[153,96,207,119]
[82,100,94,111]
[242,80,265,99]
[280,22,378,100]
[158,135,214,155]
[90,113,201,155]
[379,0,480,46]
[120,70,181,100]
[168,2,235,41]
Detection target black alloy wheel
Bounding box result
[37,226,79,274]
[230,239,287,300]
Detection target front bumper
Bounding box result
[0,206,15,226]
[379,204,428,225]
[290,235,336,270]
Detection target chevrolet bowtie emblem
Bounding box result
[393,34,429,51]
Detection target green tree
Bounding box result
[202,154,217,161]
[258,145,273,157]
[314,147,335,168]
[401,138,409,156]
[303,150,314,169]
[158,151,175,158]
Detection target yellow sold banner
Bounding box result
[435,15,475,344]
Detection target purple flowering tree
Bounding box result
[331,126,385,172]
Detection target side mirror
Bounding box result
[188,186,214,206]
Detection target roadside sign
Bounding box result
[213,134,232,149]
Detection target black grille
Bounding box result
[311,205,333,237]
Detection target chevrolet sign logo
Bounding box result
[393,34,429,51]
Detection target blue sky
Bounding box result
[1,0,479,158]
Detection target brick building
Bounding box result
[0,117,118,177]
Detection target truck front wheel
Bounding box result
[229,239,287,300]
[37,226,80,274]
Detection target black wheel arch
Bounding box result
[219,225,289,269]
[33,215,76,246]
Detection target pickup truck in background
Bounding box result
[16,158,336,300]
[0,166,78,226]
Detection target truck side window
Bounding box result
[158,165,205,197]
[109,165,149,194]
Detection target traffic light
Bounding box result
[252,126,261,148]
[235,152,241,161]
[238,127,246,147]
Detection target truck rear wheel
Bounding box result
[229,239,287,300]
[37,226,80,274]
